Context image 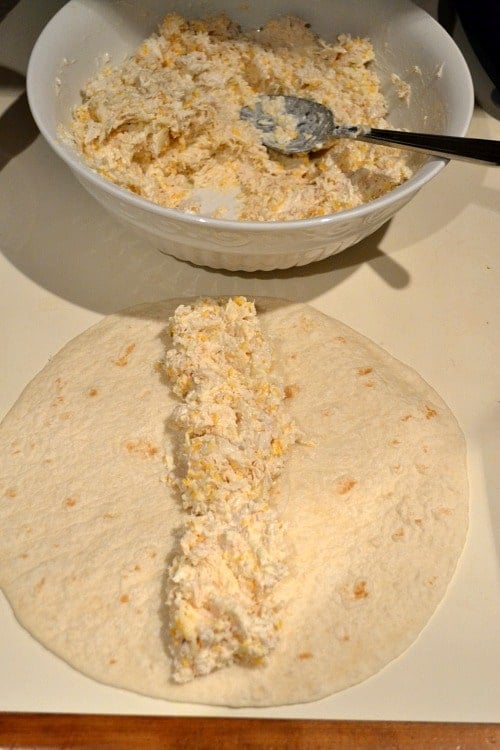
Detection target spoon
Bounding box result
[240,95,500,165]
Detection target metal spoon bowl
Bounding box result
[240,95,500,165]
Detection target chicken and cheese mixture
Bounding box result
[69,14,413,221]
[164,297,298,683]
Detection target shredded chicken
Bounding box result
[68,15,413,221]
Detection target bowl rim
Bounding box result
[26,0,475,233]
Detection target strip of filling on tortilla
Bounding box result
[164,296,299,683]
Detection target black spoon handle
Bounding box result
[358,128,500,165]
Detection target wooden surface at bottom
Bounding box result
[0,713,499,749]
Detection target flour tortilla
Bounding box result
[0,298,468,707]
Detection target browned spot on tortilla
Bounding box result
[434,506,452,517]
[300,316,315,331]
[392,527,405,541]
[297,652,313,660]
[390,438,400,446]
[51,378,65,407]
[336,335,346,344]
[422,445,429,453]
[364,380,375,388]
[134,565,141,572]
[353,581,369,599]
[149,551,157,558]
[120,594,129,603]
[88,388,98,397]
[125,439,159,459]
[425,405,437,419]
[103,513,115,519]
[284,384,300,399]
[60,411,72,420]
[64,497,76,507]
[322,408,332,416]
[357,367,373,376]
[336,478,356,495]
[416,463,429,474]
[114,342,136,367]
[42,458,53,464]
[414,518,422,526]
[20,553,29,559]
[401,414,413,422]
[35,577,46,592]
[12,449,21,455]
[427,576,437,587]
[5,487,17,498]
[109,659,117,665]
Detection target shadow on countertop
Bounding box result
[0,67,38,172]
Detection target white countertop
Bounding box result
[1,0,499,723]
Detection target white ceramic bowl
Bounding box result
[27,0,473,272]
